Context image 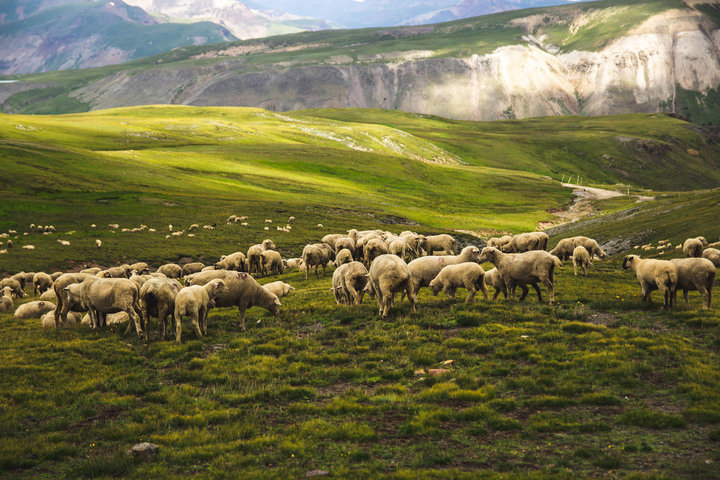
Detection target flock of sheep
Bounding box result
[1,217,719,343]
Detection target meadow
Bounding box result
[0,106,719,478]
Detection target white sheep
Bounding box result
[41,311,81,329]
[331,262,368,306]
[478,247,561,305]
[33,272,53,296]
[262,281,295,299]
[702,248,720,267]
[260,250,283,276]
[334,248,353,267]
[406,246,482,298]
[14,301,56,319]
[173,279,228,343]
[0,286,13,312]
[189,224,199,231]
[0,278,25,298]
[302,244,330,280]
[483,268,507,301]
[429,262,489,303]
[622,255,677,307]
[670,258,715,309]
[364,254,415,317]
[571,246,592,276]
[683,236,708,257]
[95,239,102,248]
[65,277,143,334]
[418,234,457,255]
[22,245,35,250]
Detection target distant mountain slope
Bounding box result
[123,0,334,40]
[3,0,720,124]
[0,0,237,74]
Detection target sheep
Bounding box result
[284,258,303,270]
[670,258,715,309]
[52,273,91,326]
[0,278,25,298]
[483,267,507,301]
[702,248,720,267]
[683,237,708,257]
[260,250,283,276]
[99,266,127,278]
[181,262,205,277]
[6,239,12,248]
[173,279,228,343]
[572,236,607,259]
[321,234,344,251]
[399,231,421,259]
[168,224,173,232]
[572,246,592,276]
[50,272,63,281]
[128,274,146,289]
[203,225,215,230]
[334,236,356,258]
[11,272,28,291]
[388,237,408,261]
[364,237,389,266]
[14,301,56,319]
[622,255,678,307]
[227,215,237,223]
[33,272,53,296]
[478,247,561,305]
[39,289,57,302]
[502,233,541,253]
[247,244,265,275]
[262,239,277,251]
[288,216,295,224]
[302,244,330,280]
[157,263,182,278]
[549,238,575,261]
[264,219,272,224]
[185,270,281,331]
[364,254,416,317]
[532,232,549,251]
[335,248,353,267]
[419,234,457,256]
[0,287,13,312]
[215,252,247,272]
[429,263,489,303]
[406,246,482,297]
[41,311,81,329]
[128,262,150,275]
[189,224,199,231]
[95,239,102,248]
[65,277,143,335]
[262,281,295,299]
[330,262,368,306]
[486,235,513,250]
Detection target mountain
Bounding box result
[122,0,335,40]
[3,0,720,125]
[0,0,237,75]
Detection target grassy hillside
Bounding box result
[1,106,719,273]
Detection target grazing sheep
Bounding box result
[81,267,102,275]
[572,236,607,259]
[622,255,678,307]
[478,247,561,305]
[364,237,390,266]
[39,289,57,302]
[419,234,457,256]
[6,239,11,248]
[173,279,228,343]
[334,236,356,258]
[389,237,409,261]
[247,244,265,275]
[41,311,81,329]
[215,252,247,272]
[128,262,151,275]
[181,262,205,277]
[11,272,28,291]
[331,262,368,306]
[50,272,63,281]
[429,262,489,303]
[549,238,575,261]
[100,266,128,279]
[302,244,330,280]
[262,281,295,299]
[265,219,272,224]
[321,234,344,251]
[483,267,507,301]
[189,224,199,231]
[186,270,281,331]
[14,301,56,319]
[288,216,295,223]
[0,287,13,312]
[284,258,303,270]
[0,278,25,298]
[260,250,283,276]
[52,273,91,326]
[572,246,592,276]
[487,235,513,250]
[502,233,541,253]
[128,274,146,289]
[33,272,53,296]
[670,258,715,309]
[364,254,416,317]
[335,248,353,267]
[406,246,482,297]
[157,263,182,278]
[203,225,215,230]
[702,248,720,267]
[65,277,143,335]
[95,239,102,248]
[683,237,708,257]
[399,231,421,260]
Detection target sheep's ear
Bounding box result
[289,286,295,290]
[274,298,281,306]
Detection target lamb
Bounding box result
[173,279,228,343]
[65,277,143,335]
[683,236,708,257]
[262,281,295,299]
[331,262,368,306]
[622,255,678,307]
[406,246,482,297]
[284,258,303,270]
[247,244,265,275]
[14,301,56,319]
[302,244,330,280]
[52,273,91,325]
[702,248,720,267]
[260,250,283,276]
[670,258,715,309]
[181,262,205,276]
[0,287,13,312]
[572,236,607,259]
[572,246,592,276]
[33,272,53,296]
[418,234,457,256]
[41,311,81,329]
[39,289,57,302]
[483,268,507,301]
[334,248,353,267]
[215,252,247,272]
[549,238,575,261]
[487,235,513,250]
[0,278,25,298]
[185,270,281,331]
[364,254,416,317]
[157,263,182,278]
[478,247,561,305]
[429,262,489,303]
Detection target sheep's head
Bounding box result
[268,296,281,316]
[461,246,481,262]
[622,255,638,270]
[478,247,499,264]
[210,279,228,296]
[699,236,708,246]
[429,279,441,296]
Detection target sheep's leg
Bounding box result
[541,278,555,305]
[406,284,416,313]
[128,309,143,338]
[175,313,183,343]
[200,305,208,335]
[531,282,545,303]
[237,306,247,331]
[322,263,326,278]
[573,261,578,276]
[492,288,501,301]
[189,307,203,339]
[464,287,476,304]
[683,289,691,308]
[443,285,456,300]
[314,263,320,279]
[518,284,530,302]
